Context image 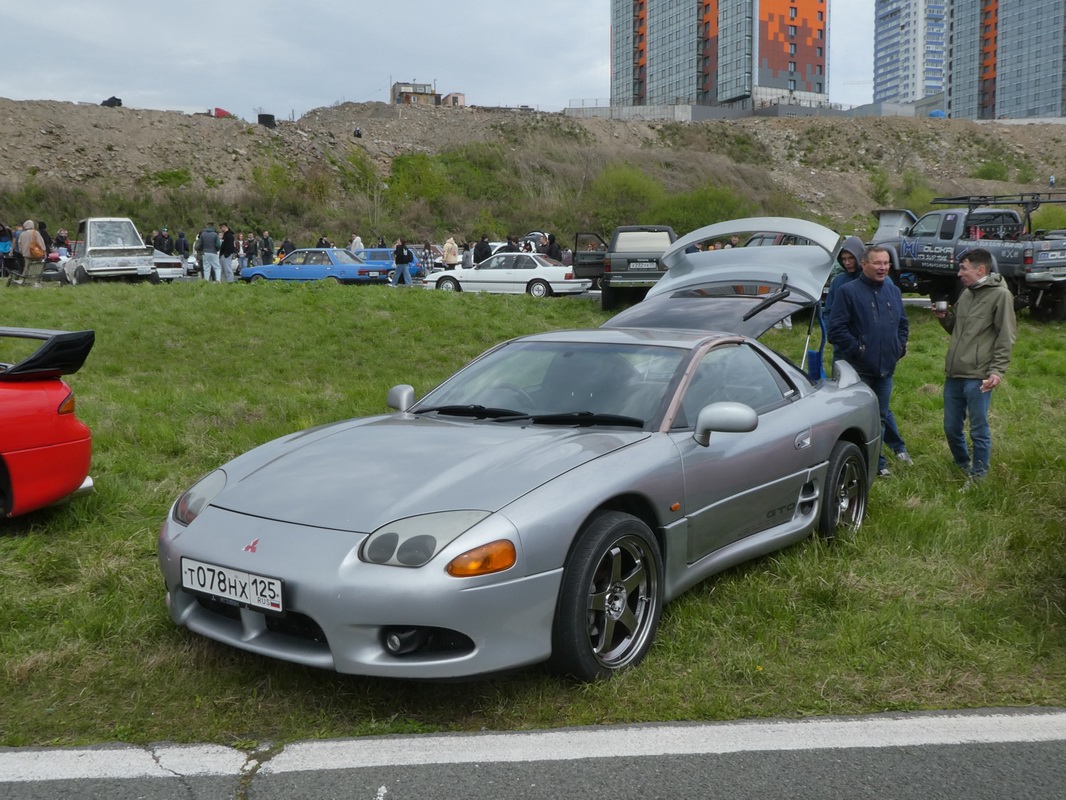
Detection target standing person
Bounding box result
[235,232,249,274]
[153,227,174,254]
[545,233,562,261]
[174,230,191,273]
[197,221,221,282]
[0,223,14,276]
[349,232,363,251]
[442,236,459,270]
[218,223,237,282]
[473,234,491,264]
[14,219,47,286]
[391,237,414,286]
[827,245,911,477]
[259,230,274,266]
[460,241,473,270]
[279,237,296,257]
[315,235,332,249]
[824,235,865,317]
[932,248,1017,483]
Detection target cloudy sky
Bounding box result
[5,1,873,119]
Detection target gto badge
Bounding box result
[243,538,260,554]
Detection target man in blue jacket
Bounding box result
[828,245,911,477]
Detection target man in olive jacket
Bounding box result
[933,248,1017,480]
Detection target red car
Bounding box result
[0,327,95,518]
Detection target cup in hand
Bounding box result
[934,300,948,312]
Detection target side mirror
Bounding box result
[387,384,415,412]
[693,402,758,447]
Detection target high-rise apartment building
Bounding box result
[873,1,947,103]
[610,1,828,107]
[946,0,1066,119]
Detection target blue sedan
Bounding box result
[241,248,413,284]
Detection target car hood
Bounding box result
[211,415,648,532]
[605,217,841,338]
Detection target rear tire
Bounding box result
[71,265,91,285]
[818,441,868,538]
[600,285,617,311]
[549,511,663,681]
[528,279,551,298]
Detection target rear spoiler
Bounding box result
[0,328,95,380]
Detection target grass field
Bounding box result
[1,281,1063,748]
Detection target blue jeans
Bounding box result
[391,263,411,286]
[944,378,992,477]
[860,374,906,470]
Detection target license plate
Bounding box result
[630,262,658,270]
[180,557,284,613]
[368,271,380,277]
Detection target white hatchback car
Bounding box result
[424,252,590,297]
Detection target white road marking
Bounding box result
[1,711,1063,783]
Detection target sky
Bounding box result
[3,1,873,120]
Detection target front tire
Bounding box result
[549,511,663,681]
[438,277,460,292]
[818,441,868,538]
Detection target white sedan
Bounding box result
[424,252,590,297]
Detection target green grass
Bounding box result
[1,283,1063,748]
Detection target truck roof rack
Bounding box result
[932,193,1066,231]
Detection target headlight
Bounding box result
[173,470,227,526]
[360,510,492,568]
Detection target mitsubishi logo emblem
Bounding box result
[243,538,260,553]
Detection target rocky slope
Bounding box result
[2,97,1064,230]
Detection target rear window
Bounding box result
[612,231,674,252]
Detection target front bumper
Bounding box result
[158,507,562,678]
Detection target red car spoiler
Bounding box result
[0,328,96,380]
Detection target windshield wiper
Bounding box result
[494,411,645,428]
[414,404,524,419]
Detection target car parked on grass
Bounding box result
[241,248,402,284]
[156,217,878,682]
[1,327,95,518]
[424,252,590,297]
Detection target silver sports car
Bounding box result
[157,218,880,682]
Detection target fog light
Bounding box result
[384,627,427,655]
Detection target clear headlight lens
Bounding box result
[360,510,492,568]
[173,470,227,526]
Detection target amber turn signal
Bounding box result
[446,540,516,577]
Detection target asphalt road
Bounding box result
[3,709,1064,799]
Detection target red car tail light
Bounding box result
[58,391,76,415]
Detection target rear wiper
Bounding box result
[742,288,791,322]
[495,411,645,428]
[414,404,524,419]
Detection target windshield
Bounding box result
[415,340,686,425]
[89,220,144,248]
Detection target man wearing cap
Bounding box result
[153,228,174,255]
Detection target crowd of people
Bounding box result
[0,219,68,283]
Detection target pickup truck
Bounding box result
[61,217,167,285]
[872,193,1066,320]
[573,225,677,311]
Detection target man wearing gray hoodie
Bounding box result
[824,235,865,317]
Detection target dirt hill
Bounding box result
[2,97,1064,232]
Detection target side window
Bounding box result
[939,213,958,240]
[676,344,792,428]
[515,255,535,270]
[285,252,307,265]
[910,214,941,238]
[306,252,329,265]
